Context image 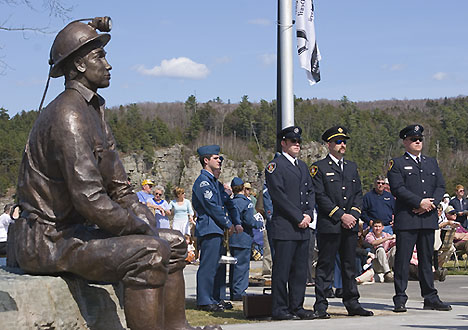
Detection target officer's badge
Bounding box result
[294,127,299,134]
[388,159,394,171]
[338,127,343,133]
[310,165,318,177]
[200,181,210,187]
[266,162,276,173]
[203,190,213,200]
[415,125,420,131]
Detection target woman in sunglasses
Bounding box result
[146,185,172,228]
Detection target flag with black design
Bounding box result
[296,0,321,85]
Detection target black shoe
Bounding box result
[313,310,331,319]
[334,288,343,298]
[324,288,335,298]
[393,304,407,313]
[293,308,317,320]
[423,300,452,311]
[218,300,233,310]
[272,312,300,320]
[347,306,374,316]
[198,304,224,312]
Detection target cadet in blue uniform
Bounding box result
[192,145,242,312]
[229,177,263,301]
[311,126,373,318]
[265,126,316,320]
[387,124,451,313]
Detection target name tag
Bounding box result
[326,172,334,176]
[404,166,413,170]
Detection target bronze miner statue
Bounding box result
[11,17,218,330]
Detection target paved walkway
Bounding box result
[184,261,468,329]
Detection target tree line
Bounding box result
[1,95,468,196]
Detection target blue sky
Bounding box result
[1,1,468,116]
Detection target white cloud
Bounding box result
[136,57,210,79]
[248,18,271,26]
[432,72,449,81]
[259,53,276,66]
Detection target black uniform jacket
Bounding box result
[387,153,445,231]
[311,155,362,234]
[265,154,315,240]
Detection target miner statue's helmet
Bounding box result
[48,17,112,78]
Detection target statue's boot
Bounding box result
[164,270,222,330]
[125,286,165,330]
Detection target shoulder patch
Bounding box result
[203,190,213,200]
[200,181,210,187]
[310,165,318,177]
[248,203,254,209]
[266,162,276,173]
[388,159,394,171]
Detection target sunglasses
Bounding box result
[333,139,347,145]
[289,138,302,144]
[409,137,423,142]
[154,193,162,196]
[376,181,385,185]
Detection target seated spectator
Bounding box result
[0,204,14,255]
[169,187,195,235]
[365,219,396,282]
[185,234,196,264]
[355,220,375,284]
[436,205,459,269]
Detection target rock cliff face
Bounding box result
[121,142,328,200]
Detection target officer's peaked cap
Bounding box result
[277,126,302,140]
[399,124,424,139]
[322,125,350,142]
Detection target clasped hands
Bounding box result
[298,214,312,229]
[412,198,435,215]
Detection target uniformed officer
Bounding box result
[387,124,451,312]
[265,126,316,320]
[229,177,263,301]
[192,145,242,312]
[311,125,373,318]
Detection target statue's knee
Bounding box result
[156,229,188,273]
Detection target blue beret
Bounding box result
[321,125,350,142]
[277,126,302,140]
[231,177,244,187]
[197,144,220,156]
[399,124,424,139]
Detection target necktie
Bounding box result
[338,159,343,171]
[416,156,421,165]
[294,159,298,167]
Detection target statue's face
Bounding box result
[80,47,112,90]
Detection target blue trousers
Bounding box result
[196,234,226,305]
[229,246,251,299]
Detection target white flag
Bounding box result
[296,0,321,85]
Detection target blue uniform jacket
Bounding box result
[361,189,395,226]
[192,169,240,237]
[229,194,263,248]
[265,154,315,240]
[387,153,445,230]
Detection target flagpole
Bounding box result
[276,0,295,151]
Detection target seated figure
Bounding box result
[365,220,396,282]
[10,17,212,330]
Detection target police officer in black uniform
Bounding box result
[311,126,373,318]
[265,126,316,320]
[387,124,451,313]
